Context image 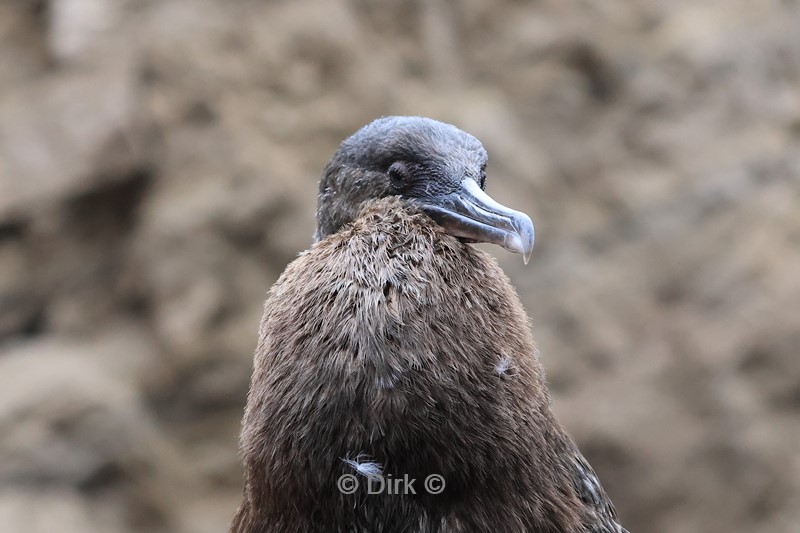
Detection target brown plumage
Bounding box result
[232,117,627,532]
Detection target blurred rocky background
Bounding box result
[1,0,799,532]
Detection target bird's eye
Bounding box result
[388,161,412,190]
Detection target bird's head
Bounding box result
[315,116,535,263]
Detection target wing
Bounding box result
[570,453,630,533]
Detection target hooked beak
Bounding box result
[417,179,535,264]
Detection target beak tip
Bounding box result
[518,215,535,266]
[504,219,535,265]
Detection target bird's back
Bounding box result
[234,198,624,533]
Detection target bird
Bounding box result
[231,116,627,533]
